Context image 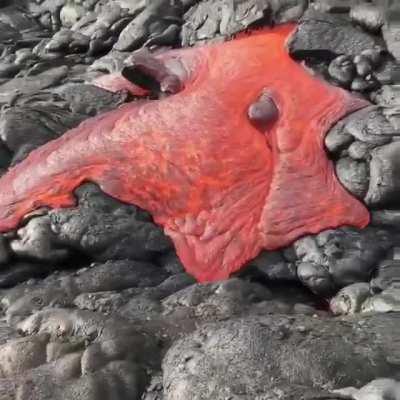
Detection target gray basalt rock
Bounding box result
[334,379,400,400]
[158,252,185,275]
[162,278,272,320]
[293,228,393,295]
[60,2,86,27]
[325,228,392,288]
[0,101,86,165]
[335,157,369,199]
[182,0,306,46]
[246,250,298,282]
[348,141,373,161]
[326,105,400,204]
[0,20,21,44]
[49,184,173,262]
[269,0,308,24]
[0,307,158,400]
[163,314,398,399]
[182,0,270,46]
[328,55,356,86]
[297,262,336,296]
[366,141,400,207]
[0,262,57,288]
[114,0,181,51]
[0,66,69,105]
[371,258,400,292]
[59,83,128,116]
[10,215,70,262]
[325,119,354,154]
[45,28,91,53]
[3,259,168,324]
[350,3,384,33]
[289,9,381,60]
[89,50,131,73]
[361,287,400,313]
[330,282,371,315]
[312,0,351,14]
[382,0,400,62]
[337,106,394,146]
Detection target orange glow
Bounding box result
[0,25,369,281]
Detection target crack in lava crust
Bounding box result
[0,24,370,282]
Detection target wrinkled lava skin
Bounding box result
[0,25,370,282]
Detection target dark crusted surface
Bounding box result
[0,0,398,399]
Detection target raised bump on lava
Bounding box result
[122,49,183,96]
[248,90,279,131]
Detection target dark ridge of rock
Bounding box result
[289,9,382,61]
[0,262,57,288]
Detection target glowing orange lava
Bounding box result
[0,25,369,281]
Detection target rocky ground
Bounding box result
[0,0,399,399]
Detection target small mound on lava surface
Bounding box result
[0,1,399,399]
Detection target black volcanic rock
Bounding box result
[246,250,298,282]
[0,66,69,106]
[181,0,307,46]
[114,0,181,51]
[366,141,400,207]
[289,9,382,60]
[49,184,173,262]
[371,258,400,292]
[350,3,384,33]
[163,314,399,399]
[293,227,393,294]
[335,157,369,199]
[59,84,128,116]
[0,101,86,166]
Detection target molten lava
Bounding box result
[0,24,370,282]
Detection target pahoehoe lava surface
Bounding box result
[0,24,370,282]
